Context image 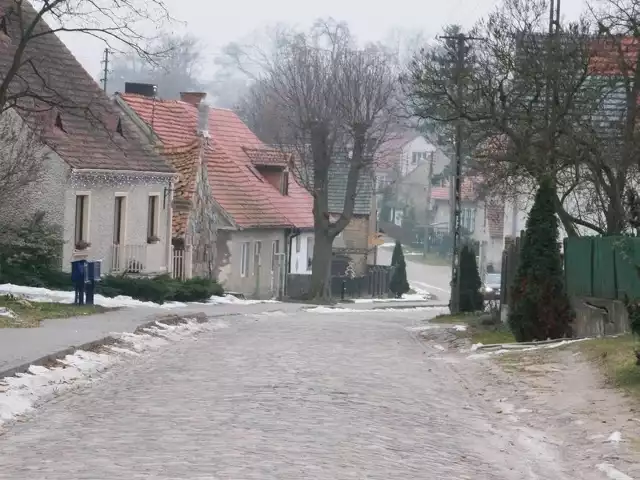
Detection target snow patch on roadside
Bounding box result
[306,306,448,314]
[468,338,589,359]
[0,284,279,309]
[597,463,633,480]
[0,284,187,309]
[0,307,16,318]
[0,318,226,427]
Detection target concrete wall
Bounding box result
[571,297,630,338]
[223,228,287,298]
[64,171,172,274]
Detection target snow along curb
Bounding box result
[0,313,233,428]
[0,312,238,380]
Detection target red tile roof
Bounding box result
[242,146,290,167]
[0,1,173,174]
[119,94,314,229]
[589,37,639,76]
[486,199,505,238]
[431,178,476,201]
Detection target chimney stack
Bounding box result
[197,102,210,138]
[180,91,207,106]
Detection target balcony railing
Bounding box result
[111,244,148,274]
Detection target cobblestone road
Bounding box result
[0,309,607,479]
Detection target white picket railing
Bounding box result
[171,245,193,280]
[111,244,148,274]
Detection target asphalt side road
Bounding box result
[0,307,611,479]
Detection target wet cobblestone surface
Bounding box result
[0,310,606,479]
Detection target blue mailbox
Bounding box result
[71,260,87,305]
[85,261,102,305]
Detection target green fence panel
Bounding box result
[564,237,594,298]
[614,237,640,301]
[592,237,617,299]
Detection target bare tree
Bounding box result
[108,33,207,99]
[0,0,172,204]
[0,110,45,208]
[249,19,398,299]
[404,0,629,236]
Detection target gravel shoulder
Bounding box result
[420,322,640,478]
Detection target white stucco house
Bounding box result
[0,10,176,277]
[117,89,316,298]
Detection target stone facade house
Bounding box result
[117,90,314,298]
[327,158,376,276]
[0,4,175,276]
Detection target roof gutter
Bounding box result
[72,168,176,177]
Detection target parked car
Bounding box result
[482,272,502,301]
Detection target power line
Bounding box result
[439,32,483,315]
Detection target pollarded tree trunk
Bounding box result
[308,228,334,301]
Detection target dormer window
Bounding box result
[0,16,8,36]
[54,113,65,132]
[116,117,124,137]
[281,170,289,196]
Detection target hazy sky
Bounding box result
[62,0,588,80]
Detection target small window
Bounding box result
[295,235,301,253]
[55,113,65,132]
[241,241,251,277]
[113,196,125,244]
[281,171,289,195]
[147,195,159,241]
[116,118,124,137]
[74,194,89,246]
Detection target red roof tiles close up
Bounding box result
[119,94,314,230]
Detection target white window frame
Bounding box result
[74,191,91,249]
[113,193,128,245]
[241,241,251,277]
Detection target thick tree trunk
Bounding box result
[308,229,333,301]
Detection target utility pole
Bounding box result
[440,32,483,314]
[100,48,110,93]
[423,151,435,257]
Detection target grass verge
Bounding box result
[0,295,110,328]
[432,312,516,345]
[573,334,640,398]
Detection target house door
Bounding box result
[254,241,262,297]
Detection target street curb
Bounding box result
[0,311,233,380]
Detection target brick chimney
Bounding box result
[180,91,207,106]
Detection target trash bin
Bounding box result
[71,260,87,305]
[85,261,102,305]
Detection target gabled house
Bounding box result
[116,89,315,298]
[327,157,376,276]
[0,2,175,276]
